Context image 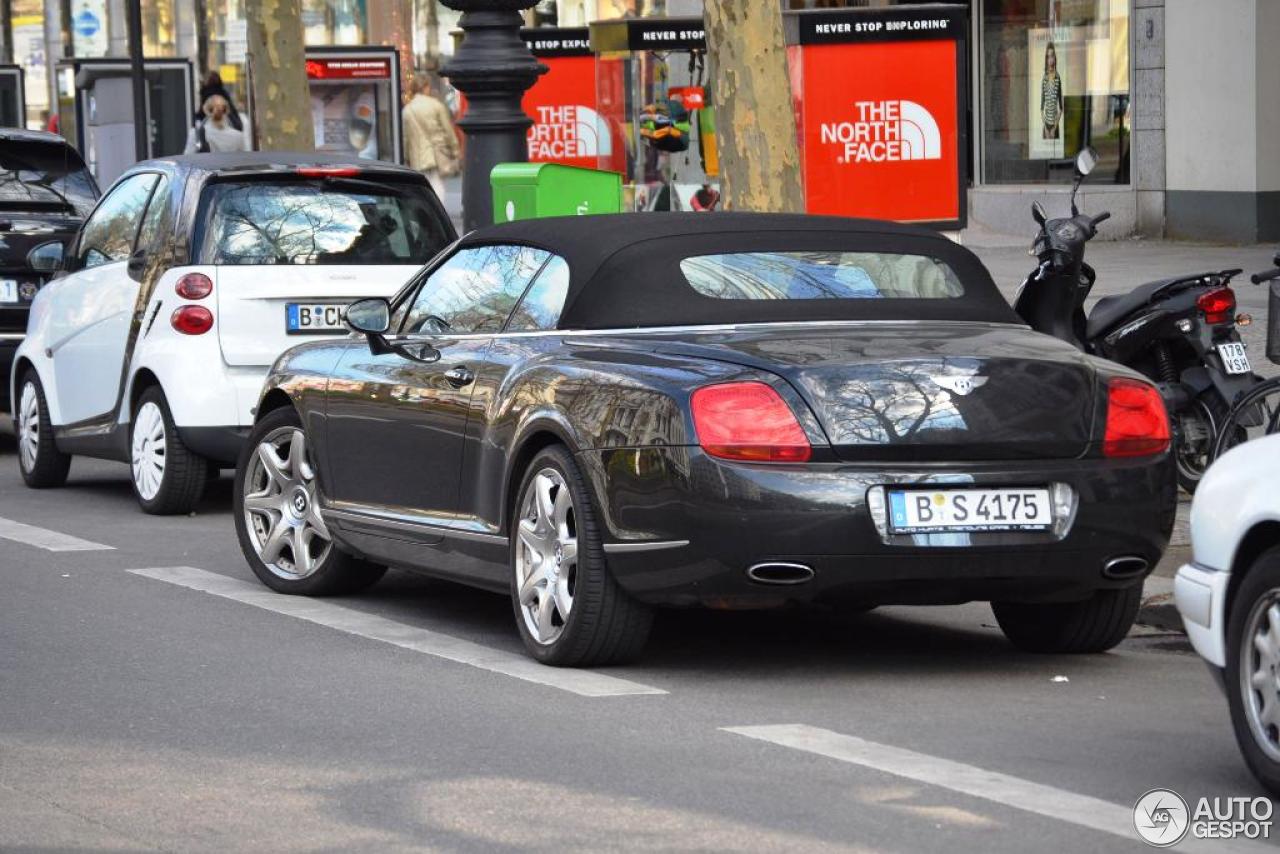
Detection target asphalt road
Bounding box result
[0,426,1272,853]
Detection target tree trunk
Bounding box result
[702,2,804,212]
[246,0,313,151]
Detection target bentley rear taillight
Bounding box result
[1197,287,1236,325]
[1103,378,1170,458]
[171,305,214,335]
[691,381,812,463]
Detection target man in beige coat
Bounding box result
[402,73,461,201]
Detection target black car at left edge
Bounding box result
[235,213,1178,667]
[0,129,99,412]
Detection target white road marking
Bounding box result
[0,516,114,552]
[722,725,1270,853]
[129,566,667,698]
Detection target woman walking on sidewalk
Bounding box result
[402,73,461,201]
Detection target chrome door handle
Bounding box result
[443,366,475,388]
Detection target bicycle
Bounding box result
[1211,252,1280,460]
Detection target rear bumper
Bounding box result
[0,335,19,412]
[178,426,251,467]
[582,447,1177,608]
[1175,561,1231,668]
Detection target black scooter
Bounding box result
[1014,147,1259,492]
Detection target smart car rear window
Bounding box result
[199,179,451,266]
[679,251,965,301]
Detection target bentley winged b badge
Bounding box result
[930,374,989,396]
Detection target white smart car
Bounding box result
[11,153,455,514]
[1176,431,1280,793]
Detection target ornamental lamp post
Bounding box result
[440,0,547,231]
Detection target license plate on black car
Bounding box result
[286,303,345,333]
[0,279,15,303]
[888,487,1053,533]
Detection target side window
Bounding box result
[135,175,172,252]
[76,173,159,269]
[506,255,570,332]
[401,244,550,335]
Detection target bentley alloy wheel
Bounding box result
[515,467,579,645]
[1240,590,1280,764]
[242,425,332,581]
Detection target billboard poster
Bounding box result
[1026,27,1092,160]
[791,38,962,225]
[523,55,615,170]
[310,83,379,160]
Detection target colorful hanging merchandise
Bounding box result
[639,98,691,153]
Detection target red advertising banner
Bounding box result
[306,58,393,80]
[524,55,617,171]
[791,38,961,225]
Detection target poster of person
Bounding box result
[310,84,379,160]
[1026,27,1090,160]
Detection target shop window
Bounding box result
[981,0,1130,185]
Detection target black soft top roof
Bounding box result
[458,212,1017,329]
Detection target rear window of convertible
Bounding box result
[198,179,450,266]
[679,251,965,301]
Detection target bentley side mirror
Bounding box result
[27,240,64,273]
[1032,201,1047,226]
[1075,146,1098,178]
[345,297,391,336]
[126,248,148,282]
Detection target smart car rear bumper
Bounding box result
[584,447,1177,608]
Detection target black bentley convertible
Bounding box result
[235,213,1176,666]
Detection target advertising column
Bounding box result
[305,47,404,165]
[786,5,968,230]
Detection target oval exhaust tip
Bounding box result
[1102,556,1149,580]
[746,562,815,585]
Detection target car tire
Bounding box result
[234,406,385,596]
[15,371,71,488]
[993,584,1141,654]
[1225,548,1280,794]
[509,444,654,667]
[130,386,209,515]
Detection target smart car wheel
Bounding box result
[130,387,209,515]
[993,584,1141,654]
[234,406,385,596]
[16,371,70,488]
[1225,549,1280,794]
[510,444,653,667]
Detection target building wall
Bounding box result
[1165,0,1280,242]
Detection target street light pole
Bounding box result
[440,0,546,231]
[125,0,148,162]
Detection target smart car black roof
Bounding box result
[458,212,1017,329]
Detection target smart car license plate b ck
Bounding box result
[287,303,345,333]
[888,487,1053,533]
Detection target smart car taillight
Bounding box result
[691,381,812,463]
[1103,378,1170,458]
[1197,287,1236,325]
[171,305,214,335]
[175,272,213,300]
[296,166,361,178]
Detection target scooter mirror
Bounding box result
[1032,201,1047,226]
[1075,146,1098,178]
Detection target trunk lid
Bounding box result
[647,322,1098,461]
[214,265,417,367]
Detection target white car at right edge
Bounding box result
[1176,432,1280,793]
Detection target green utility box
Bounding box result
[491,163,623,223]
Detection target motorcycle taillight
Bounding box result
[1197,287,1236,325]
